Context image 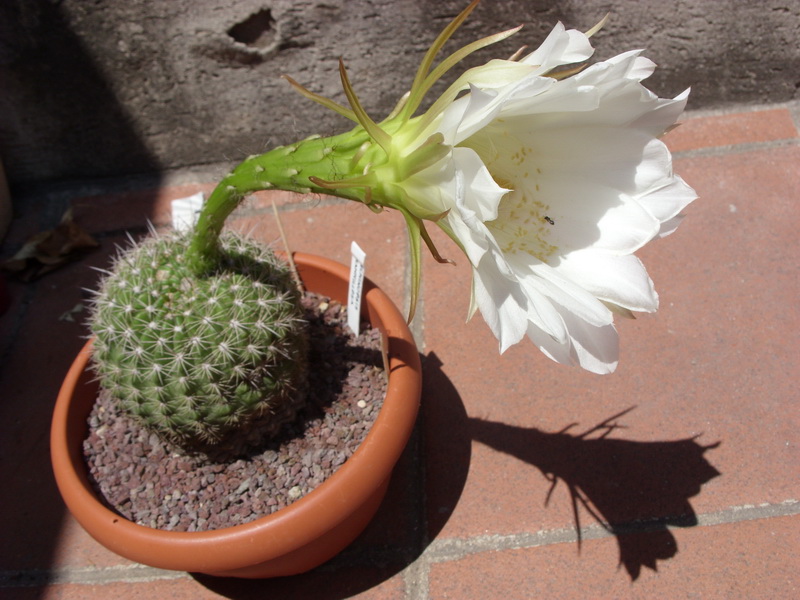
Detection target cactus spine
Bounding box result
[88,133,374,451]
[89,230,308,451]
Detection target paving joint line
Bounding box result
[420,498,800,564]
[401,222,430,600]
[7,500,794,589]
[672,137,799,161]
[680,99,800,120]
[403,558,431,600]
[787,101,800,132]
[0,564,187,588]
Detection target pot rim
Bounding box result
[51,252,422,573]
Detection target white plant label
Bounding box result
[171,192,205,232]
[347,241,367,336]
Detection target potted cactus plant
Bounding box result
[52,251,421,578]
[52,0,697,579]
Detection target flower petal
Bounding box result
[449,201,569,345]
[637,174,698,233]
[521,22,595,72]
[470,260,531,352]
[528,309,620,374]
[554,251,658,312]
[526,261,614,326]
[631,88,691,136]
[455,59,538,90]
[436,84,502,145]
[654,214,686,238]
[498,175,661,256]
[452,147,509,222]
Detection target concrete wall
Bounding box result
[1,0,798,185]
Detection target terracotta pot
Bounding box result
[51,253,422,578]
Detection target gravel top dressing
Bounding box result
[83,293,387,532]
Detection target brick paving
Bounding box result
[1,102,798,599]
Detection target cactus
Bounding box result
[89,229,308,452]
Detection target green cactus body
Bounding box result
[90,230,308,452]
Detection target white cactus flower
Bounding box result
[412,23,697,373]
[222,0,696,373]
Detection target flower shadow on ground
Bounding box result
[468,408,721,580]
